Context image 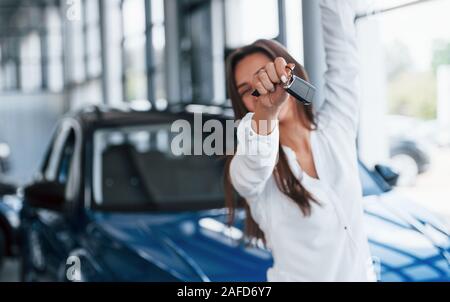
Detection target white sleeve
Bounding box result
[317,0,360,137]
[230,112,279,200]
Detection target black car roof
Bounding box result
[66,104,235,132]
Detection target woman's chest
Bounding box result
[262,177,341,234]
[292,149,319,180]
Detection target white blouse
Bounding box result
[230,0,377,282]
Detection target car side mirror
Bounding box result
[24,181,65,211]
[0,182,16,196]
[374,164,399,187]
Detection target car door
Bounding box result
[24,121,81,281]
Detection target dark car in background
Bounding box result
[389,137,431,186]
[18,105,450,282]
[387,115,432,186]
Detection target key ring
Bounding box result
[283,64,296,88]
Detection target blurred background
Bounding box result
[356,0,450,231]
[0,0,449,281]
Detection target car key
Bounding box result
[251,65,316,106]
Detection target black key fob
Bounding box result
[283,75,315,106]
[251,75,315,106]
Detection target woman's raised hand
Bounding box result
[252,57,295,110]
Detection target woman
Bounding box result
[224,0,376,282]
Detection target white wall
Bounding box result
[0,92,66,184]
[357,18,389,167]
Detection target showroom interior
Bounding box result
[0,0,449,282]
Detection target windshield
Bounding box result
[92,123,226,211]
[91,121,384,212]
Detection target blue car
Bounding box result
[19,105,450,282]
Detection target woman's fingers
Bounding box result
[275,57,289,83]
[253,76,268,95]
[252,58,294,97]
[252,70,271,95]
[258,70,275,92]
[265,62,280,84]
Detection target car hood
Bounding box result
[90,192,450,282]
[91,209,272,281]
[363,191,450,281]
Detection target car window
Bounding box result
[44,125,69,181]
[92,122,385,210]
[41,128,62,179]
[56,130,76,185]
[92,123,226,211]
[44,124,76,189]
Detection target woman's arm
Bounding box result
[317,0,360,137]
[230,112,279,200]
[230,57,293,199]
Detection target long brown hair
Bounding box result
[224,39,318,243]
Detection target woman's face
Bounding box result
[234,52,293,121]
